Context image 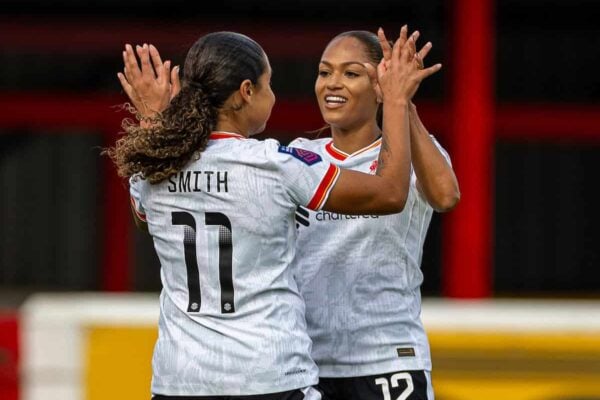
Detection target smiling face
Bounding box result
[315,36,380,131]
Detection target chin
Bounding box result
[323,116,349,129]
[321,110,349,127]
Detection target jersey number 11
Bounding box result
[172,211,235,314]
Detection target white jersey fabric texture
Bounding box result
[290,136,451,378]
[130,132,340,396]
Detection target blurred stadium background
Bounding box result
[0,0,599,399]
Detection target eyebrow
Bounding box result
[319,60,366,68]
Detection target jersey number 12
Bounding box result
[375,373,414,400]
[172,211,235,314]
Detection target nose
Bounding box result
[326,72,343,90]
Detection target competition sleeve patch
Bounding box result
[278,145,322,166]
[307,164,340,210]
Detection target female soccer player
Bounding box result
[109,30,440,399]
[288,27,460,400]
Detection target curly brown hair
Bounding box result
[106,32,267,184]
[106,86,216,184]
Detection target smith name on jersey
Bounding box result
[290,136,451,378]
[130,132,340,396]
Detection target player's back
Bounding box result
[130,133,321,396]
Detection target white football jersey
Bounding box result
[130,132,340,396]
[290,136,451,377]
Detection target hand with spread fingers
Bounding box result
[117,43,181,119]
[369,26,441,104]
[375,26,459,213]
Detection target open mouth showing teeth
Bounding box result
[325,95,348,104]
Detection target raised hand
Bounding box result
[375,27,441,103]
[117,43,181,119]
[377,26,442,101]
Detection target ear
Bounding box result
[239,79,254,104]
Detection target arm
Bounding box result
[323,28,442,215]
[409,102,460,211]
[118,44,179,229]
[376,26,459,212]
[130,202,149,232]
[129,182,149,232]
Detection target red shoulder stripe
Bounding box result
[307,164,340,210]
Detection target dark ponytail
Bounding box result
[107,32,267,184]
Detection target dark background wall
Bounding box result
[0,0,598,299]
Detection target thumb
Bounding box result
[377,58,387,79]
[364,63,378,88]
[364,63,383,102]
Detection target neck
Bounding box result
[215,115,250,138]
[330,120,381,154]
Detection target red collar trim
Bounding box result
[325,137,382,161]
[209,131,246,140]
[325,141,348,161]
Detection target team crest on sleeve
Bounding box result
[278,145,322,166]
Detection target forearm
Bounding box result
[377,99,411,206]
[409,104,460,211]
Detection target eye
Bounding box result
[318,70,331,77]
[345,71,360,78]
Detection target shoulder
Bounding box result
[129,173,147,192]
[273,144,324,167]
[245,139,327,171]
[290,137,312,146]
[216,137,280,161]
[288,137,329,153]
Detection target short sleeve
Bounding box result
[411,135,453,189]
[265,140,340,211]
[129,175,147,222]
